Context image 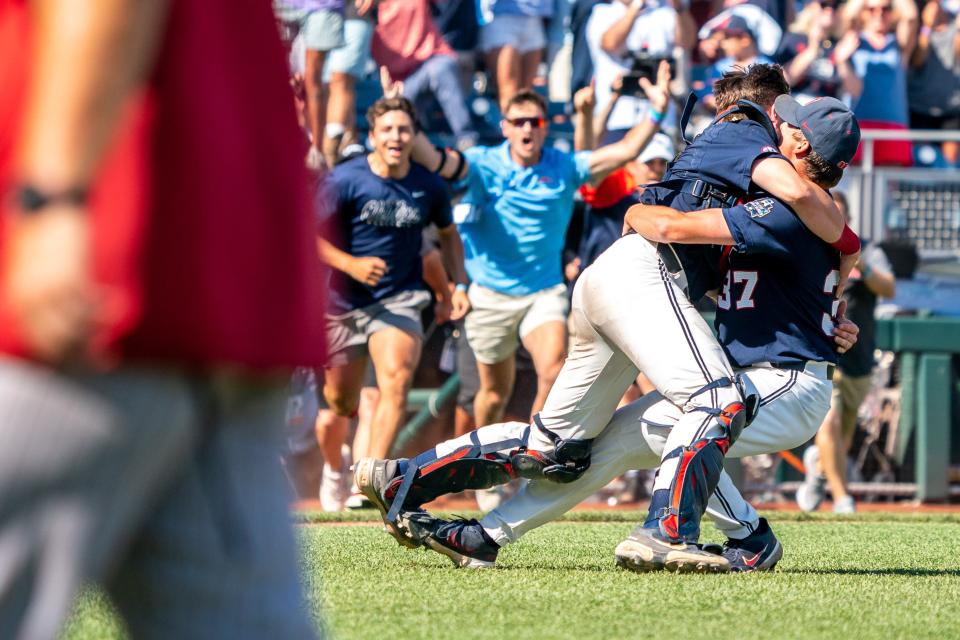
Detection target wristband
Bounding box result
[921,25,932,37]
[831,224,861,255]
[648,108,665,125]
[448,149,466,182]
[434,145,448,175]
[455,283,468,293]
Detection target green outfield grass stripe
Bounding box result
[64,516,960,640]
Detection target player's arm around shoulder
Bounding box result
[623,203,734,245]
[751,156,845,244]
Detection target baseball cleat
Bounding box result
[353,457,420,549]
[615,526,731,574]
[403,512,499,569]
[721,518,783,572]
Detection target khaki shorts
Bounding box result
[464,283,569,365]
[325,289,431,367]
[831,368,873,438]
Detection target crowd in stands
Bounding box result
[273,0,957,512]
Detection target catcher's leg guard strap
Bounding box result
[385,434,524,523]
[659,437,728,543]
[510,415,593,484]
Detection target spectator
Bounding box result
[700,15,774,110]
[587,0,694,140]
[455,65,671,445]
[699,0,784,58]
[284,368,326,502]
[571,0,607,93]
[318,96,471,460]
[777,0,863,102]
[846,0,919,166]
[277,0,348,169]
[0,0,325,637]
[431,0,482,94]
[909,0,960,165]
[480,0,554,110]
[373,0,479,149]
[323,0,375,166]
[797,192,896,514]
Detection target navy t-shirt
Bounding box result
[325,156,453,313]
[640,119,786,301]
[715,196,840,368]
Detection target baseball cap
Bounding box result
[774,95,861,168]
[722,15,756,40]
[638,133,675,164]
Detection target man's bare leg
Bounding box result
[367,328,422,458]
[521,320,567,418]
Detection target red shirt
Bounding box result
[372,0,455,81]
[0,0,326,369]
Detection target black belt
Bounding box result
[769,361,836,381]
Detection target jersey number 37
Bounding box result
[719,268,841,337]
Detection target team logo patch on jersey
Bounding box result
[744,198,775,219]
[760,145,778,154]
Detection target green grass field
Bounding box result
[63,512,960,640]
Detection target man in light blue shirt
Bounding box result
[455,66,672,440]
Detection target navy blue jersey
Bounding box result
[325,156,452,313]
[715,196,841,368]
[641,119,787,300]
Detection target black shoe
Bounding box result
[722,518,783,572]
[404,512,500,568]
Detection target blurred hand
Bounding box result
[833,31,861,63]
[379,66,404,99]
[639,60,671,115]
[348,256,388,286]
[573,82,595,114]
[2,205,100,365]
[921,0,941,26]
[564,257,582,282]
[450,288,471,321]
[807,8,827,44]
[434,293,452,325]
[355,0,374,17]
[833,299,859,353]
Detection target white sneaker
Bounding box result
[796,445,826,512]
[319,464,348,512]
[833,495,856,514]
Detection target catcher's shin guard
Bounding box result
[384,450,516,521]
[659,400,750,543]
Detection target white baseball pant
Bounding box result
[479,362,832,544]
[526,233,740,498]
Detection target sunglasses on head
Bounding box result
[506,116,546,129]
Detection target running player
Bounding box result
[354,65,859,570]
[394,95,860,573]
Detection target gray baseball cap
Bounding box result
[774,95,861,169]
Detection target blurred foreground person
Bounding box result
[0,0,325,638]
